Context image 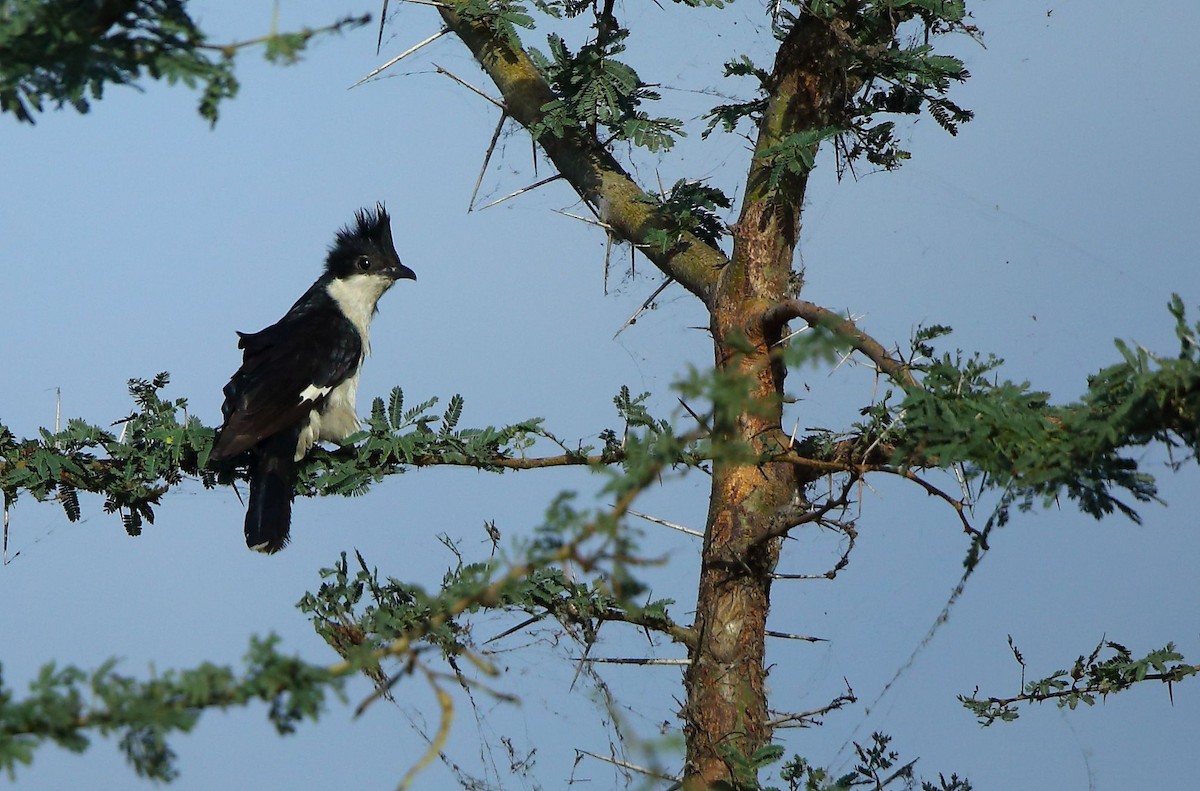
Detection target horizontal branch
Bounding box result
[406,451,616,470]
[971,667,1200,710]
[961,639,1200,725]
[597,608,697,650]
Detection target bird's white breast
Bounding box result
[325,273,394,355]
[291,274,391,462]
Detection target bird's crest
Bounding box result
[325,202,397,273]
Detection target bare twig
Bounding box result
[484,615,541,644]
[397,666,454,790]
[759,476,857,545]
[773,521,856,581]
[768,681,856,728]
[882,467,981,543]
[676,397,712,436]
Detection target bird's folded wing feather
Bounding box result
[212,306,363,460]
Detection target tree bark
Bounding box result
[681,13,847,788]
[437,5,850,788]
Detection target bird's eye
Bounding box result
[356,256,371,270]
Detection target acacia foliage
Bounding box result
[2,0,1199,787]
[1,301,1197,782]
[0,0,366,124]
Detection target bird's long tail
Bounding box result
[245,428,301,553]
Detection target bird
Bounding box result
[210,204,416,553]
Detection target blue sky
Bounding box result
[2,1,1198,788]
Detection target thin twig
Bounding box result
[773,521,856,580]
[759,476,857,544]
[603,233,613,294]
[477,174,564,210]
[350,28,449,88]
[397,666,454,790]
[768,683,856,728]
[885,467,981,542]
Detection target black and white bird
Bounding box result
[211,205,415,553]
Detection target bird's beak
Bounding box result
[390,263,417,281]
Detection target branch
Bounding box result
[596,607,697,650]
[767,679,856,728]
[434,4,726,304]
[763,299,918,389]
[757,475,857,545]
[961,640,1200,726]
[879,466,981,543]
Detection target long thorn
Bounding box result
[613,277,674,339]
[478,174,563,210]
[469,112,508,212]
[575,749,681,782]
[676,397,712,435]
[766,629,827,642]
[571,657,690,665]
[350,28,448,88]
[603,233,613,295]
[375,0,389,54]
[552,209,612,230]
[432,63,504,109]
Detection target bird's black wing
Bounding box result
[212,293,362,460]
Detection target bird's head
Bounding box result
[325,203,417,283]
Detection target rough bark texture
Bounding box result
[681,15,847,788]
[438,6,849,788]
[438,6,727,303]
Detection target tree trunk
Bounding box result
[681,13,844,788]
[437,6,847,788]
